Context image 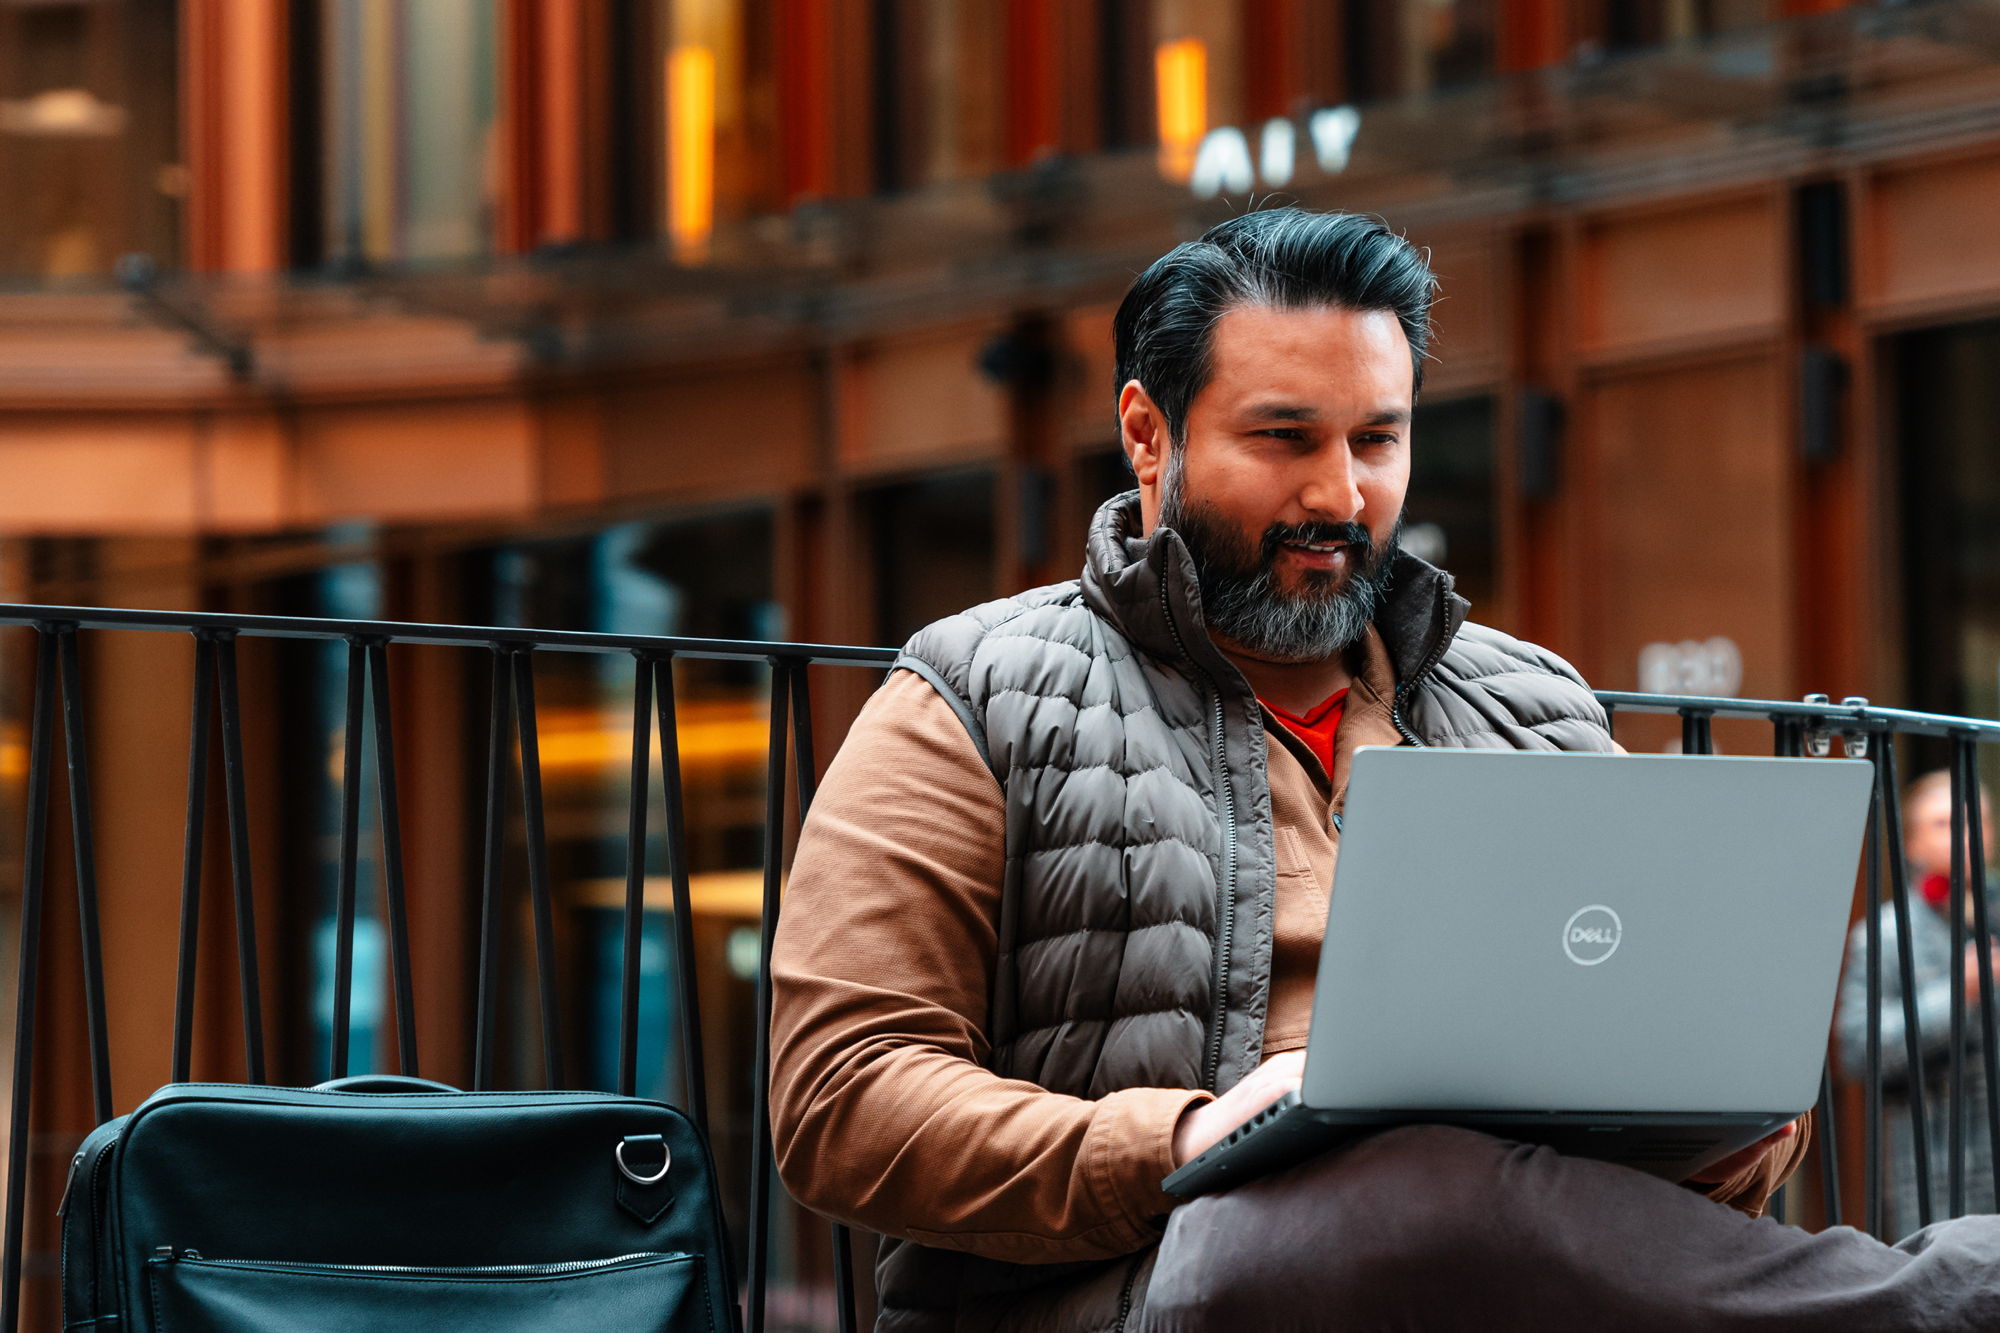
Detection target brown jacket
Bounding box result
[770,629,1807,1306]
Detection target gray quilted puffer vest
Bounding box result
[875,493,1613,1331]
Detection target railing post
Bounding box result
[1949,734,1971,1216]
[511,650,565,1090]
[0,630,58,1333]
[746,658,793,1333]
[366,640,420,1077]
[213,632,266,1084]
[619,655,653,1100]
[172,634,217,1084]
[473,647,513,1092]
[1880,738,1936,1228]
[654,654,711,1138]
[55,626,113,1125]
[330,639,367,1080]
[1959,737,2000,1206]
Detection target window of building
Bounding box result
[1894,320,2000,785]
[319,0,500,266]
[1344,0,1497,102]
[862,471,998,644]
[0,0,180,277]
[645,0,780,260]
[1591,0,1777,54]
[1407,394,1498,616]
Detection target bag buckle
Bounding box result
[615,1135,671,1186]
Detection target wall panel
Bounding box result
[1580,354,1793,751]
[1580,198,1782,358]
[602,365,817,501]
[0,415,202,532]
[839,329,1007,474]
[1865,153,2000,315]
[294,399,538,523]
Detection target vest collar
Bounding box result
[1079,491,1470,691]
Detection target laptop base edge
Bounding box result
[1162,1105,1798,1199]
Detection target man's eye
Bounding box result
[1257,428,1306,441]
[1357,432,1401,447]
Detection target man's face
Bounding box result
[1906,784,1993,879]
[1121,303,1413,663]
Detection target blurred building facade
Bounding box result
[5,0,2000,1323]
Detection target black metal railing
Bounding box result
[0,605,1994,1331]
[1600,689,2000,1236]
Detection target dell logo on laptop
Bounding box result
[1562,905,1623,966]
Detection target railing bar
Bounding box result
[473,649,512,1092]
[1950,742,1970,1216]
[1594,690,2000,739]
[1957,737,2000,1207]
[618,658,653,1099]
[0,632,57,1333]
[1864,749,1884,1238]
[172,635,215,1084]
[330,640,366,1080]
[215,633,266,1084]
[787,664,857,1333]
[1880,738,1936,1227]
[1815,1061,1842,1229]
[1769,718,1815,1224]
[0,602,904,667]
[654,656,710,1139]
[511,651,565,1090]
[366,641,420,1077]
[56,627,114,1124]
[747,660,792,1333]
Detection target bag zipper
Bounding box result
[1158,577,1237,1093]
[150,1249,684,1277]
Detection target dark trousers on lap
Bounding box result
[1138,1125,2000,1332]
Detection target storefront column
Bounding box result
[182,0,290,273]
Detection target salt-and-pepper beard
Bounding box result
[1159,446,1401,664]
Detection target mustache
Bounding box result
[1257,519,1373,565]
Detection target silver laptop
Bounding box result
[1163,748,1874,1196]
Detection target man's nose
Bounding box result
[1298,449,1365,520]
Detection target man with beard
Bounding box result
[769,209,2000,1331]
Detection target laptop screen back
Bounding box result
[1302,750,1873,1114]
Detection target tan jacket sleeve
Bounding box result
[769,670,1210,1266]
[1691,1112,1813,1218]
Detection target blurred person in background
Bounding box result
[768,208,2000,1332]
[1839,769,2000,1237]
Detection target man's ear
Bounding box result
[1119,380,1169,486]
[1119,381,1172,534]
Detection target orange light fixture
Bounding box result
[1154,39,1208,183]
[668,45,716,263]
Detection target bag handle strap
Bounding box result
[311,1075,461,1095]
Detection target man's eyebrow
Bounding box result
[1242,401,1321,421]
[1361,408,1411,427]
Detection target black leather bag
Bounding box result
[59,1076,739,1333]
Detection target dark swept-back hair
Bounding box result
[1112,208,1438,445]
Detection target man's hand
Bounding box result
[1686,1118,1801,1185]
[1171,1051,1306,1168]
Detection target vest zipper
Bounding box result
[1158,578,1237,1092]
[1387,581,1455,748]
